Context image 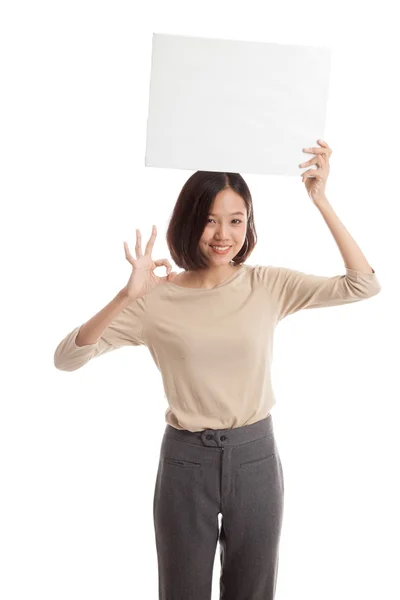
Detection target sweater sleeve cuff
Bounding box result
[345,266,376,279]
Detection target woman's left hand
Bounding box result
[299,139,332,205]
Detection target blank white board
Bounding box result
[145,33,331,177]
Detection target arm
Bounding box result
[315,196,375,274]
[75,289,133,346]
[54,289,145,372]
[256,264,381,323]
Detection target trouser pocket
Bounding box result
[164,457,201,469]
[239,452,275,470]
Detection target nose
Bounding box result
[214,223,230,239]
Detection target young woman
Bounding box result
[54,140,381,599]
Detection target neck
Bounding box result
[185,263,241,288]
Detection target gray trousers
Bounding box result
[153,414,285,599]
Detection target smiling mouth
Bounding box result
[209,245,232,255]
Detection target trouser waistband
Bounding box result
[164,414,273,448]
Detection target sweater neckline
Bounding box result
[166,264,245,292]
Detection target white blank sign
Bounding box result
[145,33,331,177]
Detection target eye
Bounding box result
[207,218,242,224]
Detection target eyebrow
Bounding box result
[209,211,245,216]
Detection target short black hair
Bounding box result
[166,171,257,271]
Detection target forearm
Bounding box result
[315,197,374,274]
[75,289,134,346]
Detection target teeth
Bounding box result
[212,246,230,250]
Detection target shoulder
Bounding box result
[253,264,286,284]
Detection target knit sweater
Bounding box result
[54,263,381,432]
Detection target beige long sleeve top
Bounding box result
[54,263,381,432]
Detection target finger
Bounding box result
[160,271,177,283]
[144,224,157,256]
[153,258,172,274]
[301,172,314,183]
[303,147,332,156]
[135,229,143,259]
[156,258,172,274]
[302,168,321,179]
[123,241,135,264]
[316,154,329,170]
[299,156,320,168]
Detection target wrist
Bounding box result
[315,195,329,205]
[118,287,133,301]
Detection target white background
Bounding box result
[1,1,398,599]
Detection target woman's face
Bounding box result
[199,188,248,264]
